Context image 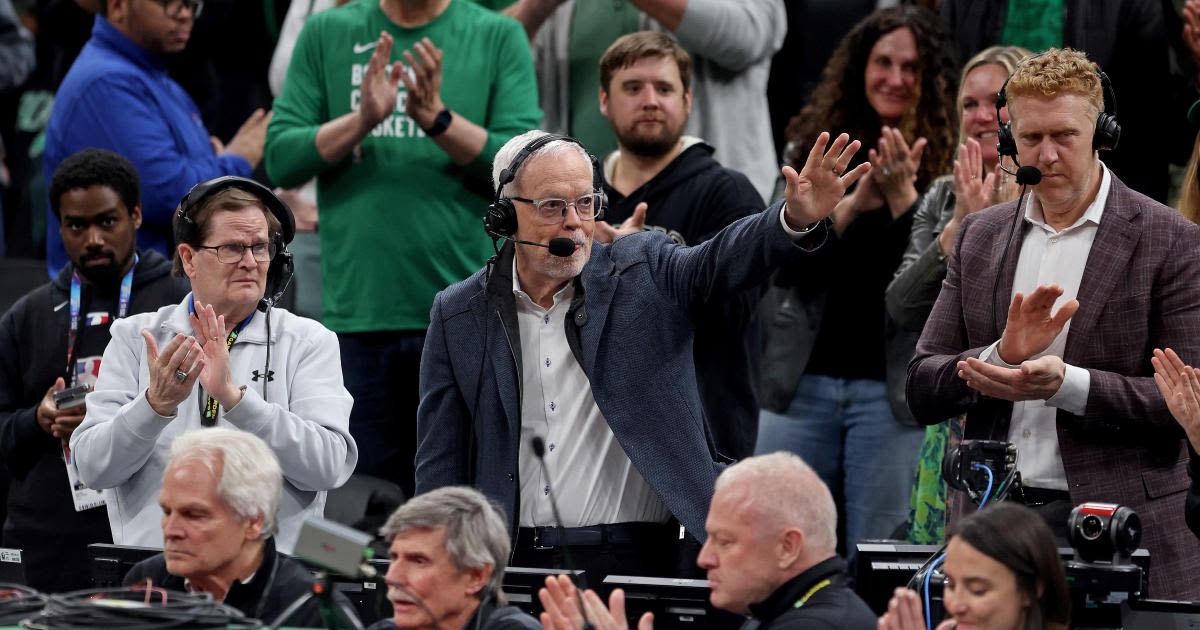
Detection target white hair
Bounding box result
[167,428,283,539]
[381,486,511,604]
[715,451,837,556]
[492,130,592,199]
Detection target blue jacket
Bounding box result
[42,16,251,276]
[415,203,826,538]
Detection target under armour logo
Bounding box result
[251,370,274,382]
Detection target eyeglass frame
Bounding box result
[510,192,604,225]
[194,241,277,264]
[150,0,204,19]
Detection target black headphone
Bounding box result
[482,133,605,240]
[174,176,296,313]
[994,58,1121,161]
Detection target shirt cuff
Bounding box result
[779,203,820,238]
[979,341,1020,368]
[1046,363,1089,415]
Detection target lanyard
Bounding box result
[66,254,136,383]
[793,578,831,609]
[189,295,253,426]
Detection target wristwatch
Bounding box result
[423,108,453,137]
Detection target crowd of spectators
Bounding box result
[4,1,1200,625]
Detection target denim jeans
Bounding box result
[338,330,425,498]
[755,374,925,559]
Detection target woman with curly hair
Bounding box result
[757,5,959,561]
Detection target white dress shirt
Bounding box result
[979,164,1111,490]
[512,260,669,528]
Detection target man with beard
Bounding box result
[415,129,869,579]
[42,0,271,276]
[0,149,188,592]
[596,31,764,460]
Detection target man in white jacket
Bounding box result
[71,176,358,553]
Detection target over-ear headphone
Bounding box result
[174,176,296,312]
[994,56,1121,161]
[483,133,605,240]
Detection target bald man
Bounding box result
[539,451,877,630]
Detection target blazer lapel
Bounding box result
[574,246,616,376]
[1064,178,1142,362]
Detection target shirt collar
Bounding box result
[747,556,847,623]
[511,257,574,309]
[1024,162,1110,233]
[93,14,169,72]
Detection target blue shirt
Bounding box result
[42,16,252,277]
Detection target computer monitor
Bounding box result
[87,543,160,588]
[602,575,745,630]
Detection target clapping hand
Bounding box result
[996,284,1078,365]
[1152,347,1200,452]
[190,301,243,409]
[539,575,653,630]
[879,588,955,630]
[143,332,204,417]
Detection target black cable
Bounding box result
[0,582,47,625]
[21,587,260,629]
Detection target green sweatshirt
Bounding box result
[265,0,541,332]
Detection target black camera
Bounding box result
[941,440,1017,503]
[52,384,91,410]
[1068,502,1141,564]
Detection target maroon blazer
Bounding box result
[907,173,1200,599]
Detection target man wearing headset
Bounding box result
[415,128,868,578]
[907,48,1200,599]
[369,486,539,630]
[71,176,358,555]
[124,428,355,627]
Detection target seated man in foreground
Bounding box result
[123,428,353,627]
[538,452,876,630]
[369,486,539,630]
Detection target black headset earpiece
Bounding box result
[994,56,1121,162]
[483,134,603,240]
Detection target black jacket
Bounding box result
[0,250,187,592]
[123,537,354,628]
[603,141,765,459]
[744,556,876,630]
[366,599,541,630]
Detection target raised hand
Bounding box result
[399,37,446,131]
[953,138,998,218]
[593,202,647,243]
[879,588,955,630]
[539,575,653,630]
[1152,347,1200,451]
[359,32,402,130]
[783,131,870,228]
[190,302,242,409]
[996,284,1079,364]
[143,331,203,417]
[869,126,925,216]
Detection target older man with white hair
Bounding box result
[123,428,355,628]
[369,486,539,630]
[539,451,876,630]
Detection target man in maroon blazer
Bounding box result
[907,48,1200,599]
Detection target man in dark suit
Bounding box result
[415,129,869,579]
[907,48,1200,599]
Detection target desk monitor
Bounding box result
[602,575,745,630]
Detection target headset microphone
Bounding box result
[531,436,596,630]
[505,237,577,257]
[1015,165,1042,186]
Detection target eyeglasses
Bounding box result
[195,242,275,263]
[151,0,203,19]
[511,193,602,225]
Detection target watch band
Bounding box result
[423,108,452,137]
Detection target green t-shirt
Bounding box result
[1000,0,1063,53]
[265,0,541,332]
[567,1,641,157]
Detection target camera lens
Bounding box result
[1080,514,1104,540]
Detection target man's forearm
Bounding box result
[429,112,488,165]
[502,0,565,39]
[628,0,687,31]
[315,111,372,164]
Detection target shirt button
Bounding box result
[545,357,551,367]
[507,473,514,481]
[549,401,556,411]
[544,485,550,496]
[1023,429,1032,439]
[548,442,555,452]
[543,314,550,324]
